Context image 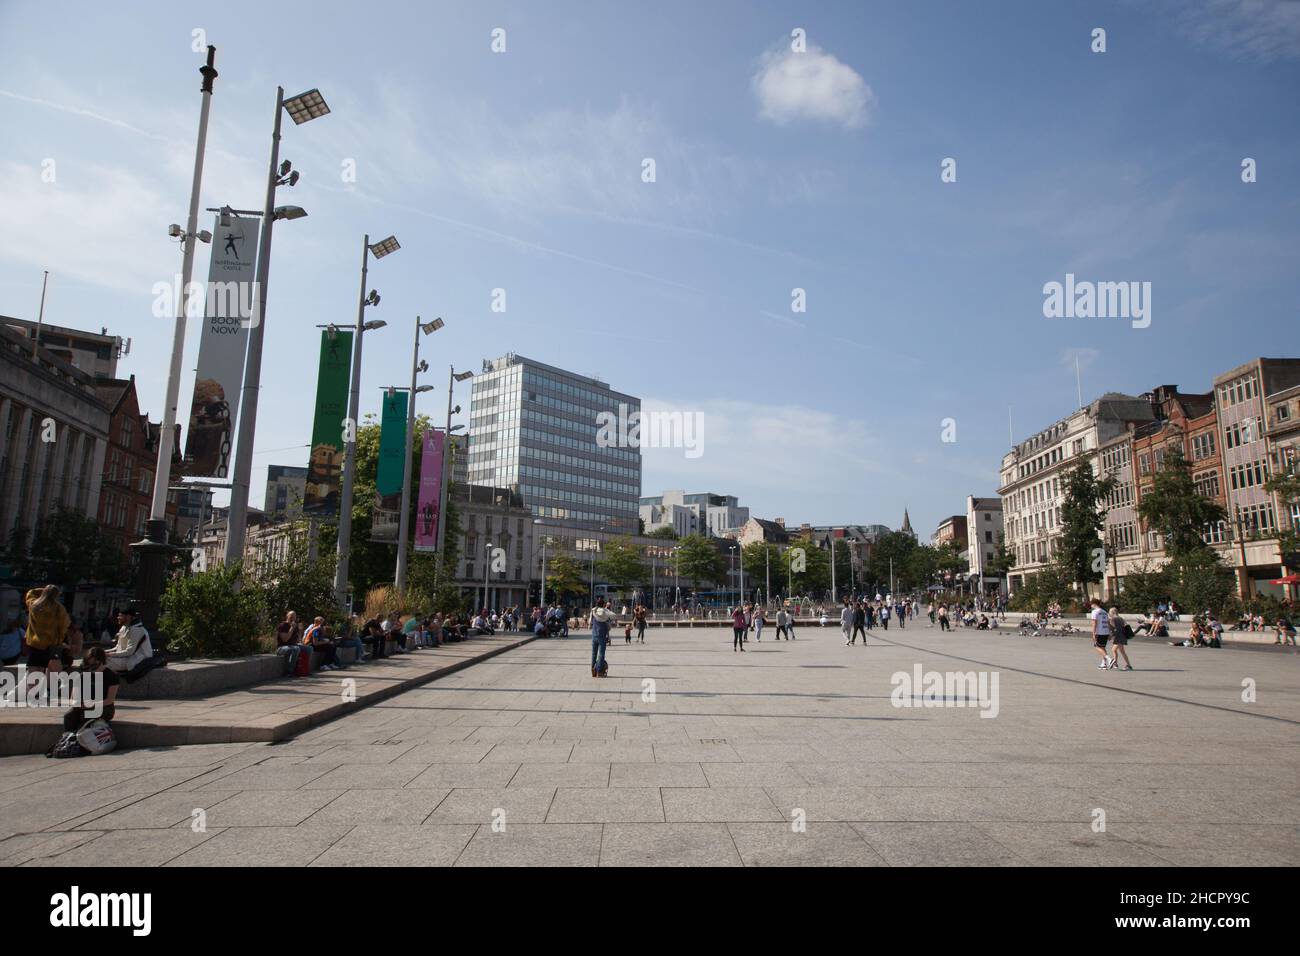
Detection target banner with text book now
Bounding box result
[181,211,256,477]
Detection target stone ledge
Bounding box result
[0,633,537,756]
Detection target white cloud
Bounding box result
[751,42,875,130]
[1175,0,1300,62]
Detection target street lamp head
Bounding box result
[197,230,213,244]
[414,385,434,394]
[283,88,330,125]
[454,370,474,382]
[417,359,429,374]
[451,404,461,415]
[362,319,387,332]
[168,224,183,238]
[419,317,445,335]
[273,205,308,221]
[369,235,400,259]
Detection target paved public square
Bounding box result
[1,624,1296,866]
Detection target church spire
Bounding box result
[901,508,913,536]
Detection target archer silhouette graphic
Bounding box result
[223,231,241,259]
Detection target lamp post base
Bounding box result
[130,519,172,633]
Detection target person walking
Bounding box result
[731,605,747,652]
[775,606,789,640]
[1089,598,1113,669]
[753,605,766,642]
[851,602,866,644]
[634,604,647,643]
[590,598,616,676]
[1107,606,1132,670]
[840,601,854,646]
[938,604,950,632]
[879,601,890,631]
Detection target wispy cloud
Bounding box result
[751,40,875,130]
[1174,0,1300,62]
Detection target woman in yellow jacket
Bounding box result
[24,584,70,673]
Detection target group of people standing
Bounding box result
[837,598,913,644]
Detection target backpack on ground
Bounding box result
[46,731,88,759]
[597,657,608,676]
[76,718,117,755]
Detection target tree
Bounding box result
[1057,459,1115,597]
[17,508,127,591]
[1137,447,1226,558]
[741,542,780,593]
[255,532,340,628]
[1265,471,1300,571]
[1167,549,1237,618]
[782,536,830,596]
[545,552,585,604]
[985,533,1015,578]
[672,533,726,599]
[597,536,647,598]
[646,526,679,541]
[160,562,264,658]
[867,531,918,592]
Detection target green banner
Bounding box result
[303,330,353,515]
[377,389,408,496]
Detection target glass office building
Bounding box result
[467,353,641,533]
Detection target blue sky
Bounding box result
[2,0,1298,537]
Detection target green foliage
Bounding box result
[1057,459,1115,594]
[1137,448,1226,558]
[256,532,340,628]
[1166,549,1237,619]
[160,562,264,658]
[597,536,647,592]
[741,542,780,585]
[986,533,1015,575]
[672,533,727,590]
[545,552,585,603]
[11,508,128,591]
[866,531,920,590]
[782,536,830,594]
[1117,562,1170,614]
[1007,562,1078,613]
[646,526,679,540]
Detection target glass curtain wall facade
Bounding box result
[467,353,641,533]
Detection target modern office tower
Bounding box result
[264,464,308,519]
[467,353,641,534]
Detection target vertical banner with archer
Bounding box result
[181,211,255,477]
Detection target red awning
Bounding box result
[1270,574,1300,585]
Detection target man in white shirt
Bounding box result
[1089,598,1112,669]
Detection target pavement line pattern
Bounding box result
[1,625,1295,867]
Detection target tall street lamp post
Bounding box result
[134,46,218,631]
[394,316,442,593]
[433,366,473,588]
[333,234,399,607]
[226,85,331,567]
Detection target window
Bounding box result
[985,530,993,543]
[1193,470,1220,499]
[1202,520,1227,544]
[1191,432,1216,460]
[1276,403,1292,423]
[1139,454,1150,475]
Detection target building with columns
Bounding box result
[0,323,111,550]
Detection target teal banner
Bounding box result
[376,389,408,497]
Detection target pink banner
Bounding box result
[415,428,444,552]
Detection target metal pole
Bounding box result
[830,535,836,602]
[225,84,284,567]
[32,270,49,360]
[483,543,491,611]
[134,47,217,632]
[151,48,216,522]
[333,235,370,605]
[539,536,546,607]
[434,365,457,557]
[394,315,421,593]
[765,545,770,608]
